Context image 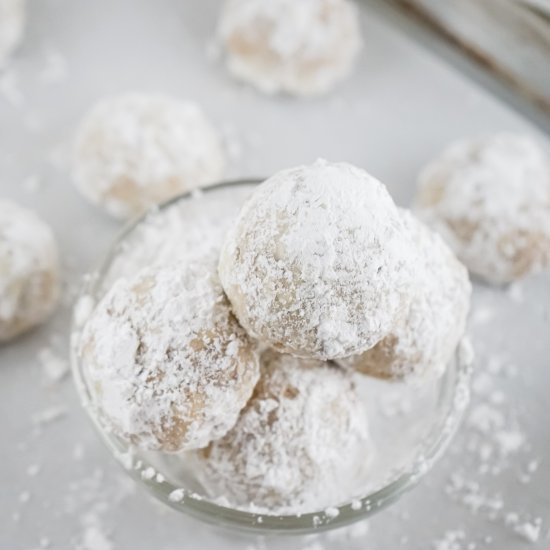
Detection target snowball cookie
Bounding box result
[219,159,415,360]
[217,0,362,96]
[415,134,550,284]
[0,0,25,66]
[193,350,371,512]
[78,259,259,452]
[0,200,60,342]
[338,210,471,380]
[73,93,226,219]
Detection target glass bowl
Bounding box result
[70,179,473,536]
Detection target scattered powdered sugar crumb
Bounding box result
[324,506,339,519]
[432,530,467,550]
[140,467,156,481]
[446,474,503,517]
[168,489,185,503]
[326,520,369,541]
[26,463,42,477]
[38,346,69,383]
[77,523,113,550]
[62,468,134,550]
[440,308,544,547]
[513,518,542,543]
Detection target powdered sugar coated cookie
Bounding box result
[339,210,471,380]
[193,350,371,513]
[217,0,361,96]
[73,93,225,219]
[78,259,259,452]
[0,200,60,342]
[219,159,415,360]
[415,134,550,284]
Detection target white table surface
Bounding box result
[1,1,549,548]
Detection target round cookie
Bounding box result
[217,0,362,96]
[0,0,25,66]
[73,93,225,219]
[415,134,550,284]
[78,259,259,452]
[193,350,371,512]
[339,210,471,380]
[218,159,415,360]
[0,200,60,342]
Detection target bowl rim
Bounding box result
[70,178,473,535]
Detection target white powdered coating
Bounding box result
[193,350,372,513]
[217,0,362,96]
[78,260,259,452]
[101,185,254,291]
[0,0,24,66]
[219,160,415,360]
[339,210,471,380]
[0,199,60,342]
[415,134,550,284]
[73,93,225,219]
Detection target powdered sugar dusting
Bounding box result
[74,183,478,524]
[219,160,415,359]
[101,185,254,290]
[193,350,372,513]
[73,93,226,219]
[0,199,60,342]
[218,0,362,96]
[415,133,550,284]
[78,259,259,452]
[339,209,471,379]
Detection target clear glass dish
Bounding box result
[70,180,473,536]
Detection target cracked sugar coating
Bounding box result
[78,259,259,452]
[0,200,60,342]
[218,159,415,360]
[339,210,471,380]
[217,0,361,96]
[193,350,371,513]
[73,93,225,219]
[0,0,24,66]
[415,134,550,285]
